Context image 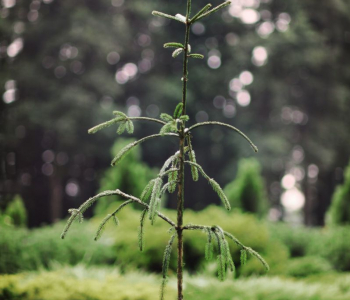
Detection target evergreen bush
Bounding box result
[2,195,27,227]
[308,226,350,272]
[224,158,268,216]
[0,223,116,274]
[268,223,317,257]
[2,267,350,300]
[326,160,350,225]
[61,1,268,299]
[284,256,333,278]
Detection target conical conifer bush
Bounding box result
[61,1,269,299]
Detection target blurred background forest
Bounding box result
[1,0,350,226]
[1,0,350,299]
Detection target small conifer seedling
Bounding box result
[61,1,269,299]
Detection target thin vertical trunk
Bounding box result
[176,2,191,299]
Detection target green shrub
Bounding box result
[1,206,287,276]
[97,205,287,275]
[186,274,350,300]
[268,223,317,257]
[0,266,174,300]
[0,223,116,274]
[269,222,350,273]
[284,256,333,278]
[2,267,350,300]
[224,158,268,217]
[2,195,27,227]
[326,160,350,225]
[308,226,350,272]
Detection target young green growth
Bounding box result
[61,1,268,299]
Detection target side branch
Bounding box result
[61,190,176,239]
[224,231,269,271]
[129,117,166,125]
[115,189,176,227]
[183,224,208,230]
[184,161,231,210]
[111,133,179,166]
[182,225,269,272]
[187,121,258,152]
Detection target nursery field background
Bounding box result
[1,0,350,299]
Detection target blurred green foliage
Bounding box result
[268,223,317,257]
[284,256,333,278]
[270,223,350,272]
[326,159,350,226]
[224,158,268,216]
[95,204,287,275]
[2,0,350,226]
[186,273,350,300]
[0,195,27,227]
[1,266,350,300]
[1,206,285,276]
[0,222,116,274]
[308,226,350,272]
[2,205,350,276]
[2,203,350,277]
[0,266,174,300]
[94,138,157,214]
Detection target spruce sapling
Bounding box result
[61,1,269,299]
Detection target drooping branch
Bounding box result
[160,180,178,197]
[187,121,258,152]
[129,117,166,125]
[184,161,231,210]
[182,224,269,273]
[224,231,270,271]
[183,224,208,230]
[160,232,176,300]
[159,168,180,178]
[115,189,176,227]
[61,190,176,239]
[111,133,178,166]
[138,209,147,251]
[88,117,125,134]
[88,112,166,135]
[60,190,124,239]
[94,200,133,241]
[186,136,199,181]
